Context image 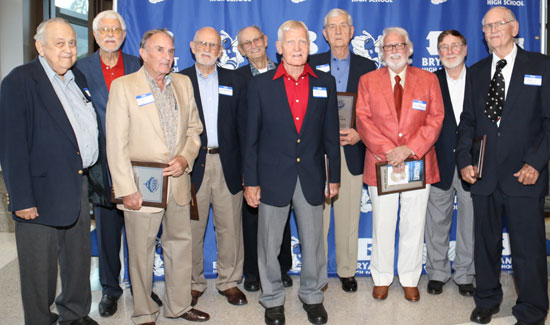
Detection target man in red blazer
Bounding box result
[356,27,444,302]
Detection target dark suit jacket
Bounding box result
[308,51,376,175]
[236,64,254,80]
[75,50,141,129]
[456,47,550,197]
[180,66,247,194]
[0,58,110,226]
[244,66,341,206]
[433,67,470,191]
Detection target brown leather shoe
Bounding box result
[180,308,210,322]
[403,286,420,301]
[191,290,203,307]
[138,323,155,325]
[372,286,389,300]
[218,286,248,305]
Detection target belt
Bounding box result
[82,168,89,175]
[207,147,220,154]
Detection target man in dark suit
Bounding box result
[0,18,109,325]
[236,25,294,292]
[425,30,475,297]
[181,26,248,307]
[245,20,340,325]
[308,8,376,293]
[456,6,550,325]
[75,10,149,317]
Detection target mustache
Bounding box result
[388,53,402,60]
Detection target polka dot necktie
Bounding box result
[485,59,507,123]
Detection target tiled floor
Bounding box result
[0,230,548,324]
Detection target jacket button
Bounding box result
[78,170,83,175]
[297,139,301,143]
[497,132,501,136]
[398,133,403,137]
[201,164,205,167]
[76,151,80,155]
[202,146,207,150]
[297,158,301,162]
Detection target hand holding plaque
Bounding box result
[112,161,169,208]
[376,158,426,195]
[337,92,357,129]
[471,135,487,179]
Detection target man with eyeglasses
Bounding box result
[308,8,376,293]
[181,27,248,308]
[356,27,444,302]
[235,25,294,293]
[424,29,475,298]
[456,6,550,325]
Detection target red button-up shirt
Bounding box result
[273,63,317,134]
[100,50,125,91]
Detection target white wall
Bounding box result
[0,0,25,80]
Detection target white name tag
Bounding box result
[524,74,542,86]
[412,100,427,111]
[136,93,154,107]
[312,87,328,98]
[219,85,233,96]
[316,64,330,73]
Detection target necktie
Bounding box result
[394,75,403,120]
[485,59,507,122]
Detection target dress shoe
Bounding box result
[339,276,357,292]
[68,316,98,325]
[180,308,210,322]
[218,286,247,305]
[138,323,155,325]
[98,294,118,317]
[281,273,293,287]
[457,283,474,297]
[244,278,260,292]
[265,306,285,325]
[403,286,420,301]
[427,280,444,295]
[514,321,545,325]
[302,303,328,325]
[469,306,499,324]
[151,291,163,307]
[191,290,203,307]
[372,285,389,300]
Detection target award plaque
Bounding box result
[336,92,357,129]
[324,154,330,197]
[375,158,426,195]
[112,161,169,208]
[471,135,487,179]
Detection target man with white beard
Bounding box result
[425,30,475,297]
[356,27,444,301]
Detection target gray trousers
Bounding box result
[15,176,91,325]
[258,178,327,307]
[425,169,475,284]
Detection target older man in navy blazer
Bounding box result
[245,20,340,325]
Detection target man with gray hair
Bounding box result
[356,26,444,302]
[0,18,110,324]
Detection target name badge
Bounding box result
[312,87,328,98]
[524,74,542,86]
[412,100,427,111]
[136,93,155,107]
[219,85,233,96]
[316,64,330,73]
[83,87,91,97]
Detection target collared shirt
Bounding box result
[273,63,317,134]
[100,49,125,92]
[445,64,467,125]
[250,57,277,76]
[389,65,407,90]
[491,43,517,126]
[144,68,178,157]
[39,56,99,168]
[195,65,219,147]
[330,52,350,92]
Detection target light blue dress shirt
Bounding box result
[195,65,219,148]
[330,52,351,92]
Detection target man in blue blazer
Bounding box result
[0,18,109,325]
[308,8,376,293]
[75,10,145,317]
[245,20,340,325]
[456,7,550,325]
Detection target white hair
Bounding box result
[277,20,309,42]
[379,26,414,65]
[323,8,353,28]
[34,17,70,43]
[92,10,127,31]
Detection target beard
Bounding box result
[196,51,217,67]
[441,54,465,70]
[385,53,408,71]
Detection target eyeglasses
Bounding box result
[326,23,350,31]
[482,20,515,32]
[194,41,221,51]
[382,43,407,52]
[240,36,264,49]
[438,43,464,53]
[97,27,123,36]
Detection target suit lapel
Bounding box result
[379,68,398,122]
[500,48,527,127]
[91,51,109,106]
[135,68,166,142]
[273,76,297,135]
[400,67,417,128]
[217,69,229,134]
[437,70,458,127]
[171,75,184,146]
[186,68,207,138]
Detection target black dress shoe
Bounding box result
[265,306,285,325]
[302,303,328,325]
[151,292,162,307]
[427,280,444,295]
[514,321,545,325]
[470,306,499,324]
[339,276,357,292]
[458,283,474,297]
[98,295,118,317]
[69,316,98,325]
[244,278,260,292]
[180,308,210,322]
[281,273,293,288]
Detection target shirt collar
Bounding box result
[388,65,407,82]
[273,62,317,81]
[39,55,75,85]
[330,51,350,63]
[144,67,172,89]
[445,64,466,82]
[250,57,276,76]
[195,64,218,80]
[492,43,517,68]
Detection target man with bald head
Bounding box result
[457,6,550,324]
[181,26,248,307]
[0,18,110,324]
